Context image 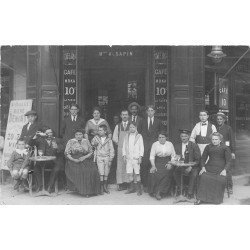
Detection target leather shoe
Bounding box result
[194,200,201,205]
[155,192,162,200]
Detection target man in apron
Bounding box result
[216,112,236,194]
[190,110,217,155]
[112,110,130,191]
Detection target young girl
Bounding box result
[122,123,144,195]
[91,124,115,194]
[7,139,30,190]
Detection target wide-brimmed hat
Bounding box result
[128,102,141,111]
[216,112,227,120]
[179,129,191,135]
[24,110,37,116]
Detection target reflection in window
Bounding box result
[127,81,137,100]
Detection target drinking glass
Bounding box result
[38,150,43,157]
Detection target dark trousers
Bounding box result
[34,159,62,190]
[141,149,151,187]
[174,167,199,195]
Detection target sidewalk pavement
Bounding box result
[1,175,250,205]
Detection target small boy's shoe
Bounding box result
[103,181,110,194]
[14,180,21,190]
[22,179,29,190]
[136,182,142,196]
[100,182,104,195]
[125,182,135,194]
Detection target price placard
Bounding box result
[62,47,77,115]
[1,100,33,170]
[154,48,169,129]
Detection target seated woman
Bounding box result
[195,132,232,205]
[84,107,112,142]
[148,131,176,200]
[65,129,100,197]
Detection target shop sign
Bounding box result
[218,78,229,110]
[63,47,77,115]
[154,48,169,129]
[1,100,33,170]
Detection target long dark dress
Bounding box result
[65,138,100,196]
[197,144,232,204]
[148,141,176,195]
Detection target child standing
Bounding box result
[122,123,144,196]
[92,124,115,194]
[190,110,217,155]
[7,139,30,190]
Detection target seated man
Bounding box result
[33,126,65,193]
[173,129,201,199]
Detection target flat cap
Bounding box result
[179,129,191,134]
[24,110,37,116]
[216,112,227,119]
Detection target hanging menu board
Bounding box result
[154,48,169,130]
[218,78,229,110]
[62,47,77,115]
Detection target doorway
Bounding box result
[84,67,146,125]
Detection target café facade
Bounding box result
[1,45,250,173]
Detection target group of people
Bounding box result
[7,101,235,204]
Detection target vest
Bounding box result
[196,122,213,144]
[118,121,130,140]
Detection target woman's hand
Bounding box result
[231,153,235,160]
[19,169,23,176]
[79,156,86,162]
[220,169,226,176]
[165,164,172,170]
[150,167,157,173]
[199,167,206,175]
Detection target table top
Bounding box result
[168,161,197,167]
[29,156,56,162]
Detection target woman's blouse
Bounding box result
[85,118,111,137]
[65,138,93,157]
[150,141,176,161]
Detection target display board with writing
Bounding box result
[1,100,33,170]
[153,48,169,130]
[62,47,77,115]
[218,78,229,110]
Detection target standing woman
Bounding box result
[195,132,232,205]
[65,129,100,197]
[85,107,112,142]
[148,131,176,200]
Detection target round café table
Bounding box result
[168,161,197,203]
[29,156,56,197]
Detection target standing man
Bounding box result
[190,110,217,155]
[173,129,201,199]
[128,102,143,133]
[140,105,162,192]
[60,104,85,144]
[20,110,43,146]
[216,112,236,194]
[112,109,130,191]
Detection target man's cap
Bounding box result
[179,129,191,135]
[24,110,37,116]
[128,102,141,111]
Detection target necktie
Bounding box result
[124,122,127,130]
[132,116,135,122]
[149,118,153,131]
[27,123,31,131]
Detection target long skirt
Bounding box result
[65,159,100,196]
[148,156,173,195]
[197,172,226,204]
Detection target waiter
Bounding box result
[20,110,43,146]
[128,102,143,133]
[174,129,201,199]
[216,112,235,194]
[190,110,217,155]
